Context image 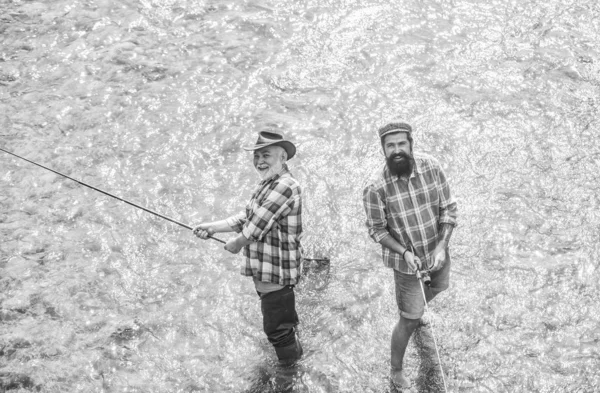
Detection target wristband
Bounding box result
[402,249,409,261]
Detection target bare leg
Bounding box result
[390,316,421,387]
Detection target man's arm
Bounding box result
[439,223,454,247]
[379,235,421,271]
[197,219,234,233]
[431,160,457,271]
[193,219,236,240]
[430,223,454,271]
[241,178,297,242]
[194,218,255,254]
[224,233,253,254]
[363,184,421,271]
[435,160,457,229]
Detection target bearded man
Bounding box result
[194,131,303,365]
[362,122,457,388]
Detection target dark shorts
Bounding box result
[394,255,451,320]
[257,285,299,348]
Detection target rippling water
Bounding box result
[1,0,599,392]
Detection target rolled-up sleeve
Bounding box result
[226,211,247,233]
[241,179,295,242]
[436,165,458,227]
[363,184,390,243]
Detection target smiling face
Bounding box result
[383,132,414,177]
[253,145,287,180]
[383,132,411,158]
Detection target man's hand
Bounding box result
[430,243,446,271]
[404,251,422,272]
[193,223,215,240]
[224,236,244,254]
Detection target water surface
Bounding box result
[1,0,599,392]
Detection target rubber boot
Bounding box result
[274,340,303,367]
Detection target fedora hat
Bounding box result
[243,131,296,160]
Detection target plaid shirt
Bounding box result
[226,165,303,285]
[363,153,457,274]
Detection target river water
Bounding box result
[1,0,599,392]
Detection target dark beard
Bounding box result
[386,152,414,177]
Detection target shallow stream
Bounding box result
[1,0,599,392]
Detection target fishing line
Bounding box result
[417,271,449,393]
[0,147,225,244]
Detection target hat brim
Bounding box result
[243,141,296,160]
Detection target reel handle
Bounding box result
[416,269,432,286]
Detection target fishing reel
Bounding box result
[416,268,432,286]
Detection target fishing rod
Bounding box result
[415,253,449,393]
[0,147,225,244]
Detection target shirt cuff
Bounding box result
[241,225,259,242]
[369,228,389,243]
[439,216,457,227]
[226,215,244,233]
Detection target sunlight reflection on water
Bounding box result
[1,0,599,392]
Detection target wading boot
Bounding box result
[274,340,303,367]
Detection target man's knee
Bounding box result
[265,323,297,347]
[399,315,421,330]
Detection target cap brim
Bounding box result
[380,129,410,138]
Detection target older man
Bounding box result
[194,131,303,365]
[362,122,457,388]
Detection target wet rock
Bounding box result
[22,245,46,256]
[4,256,38,280]
[0,309,21,322]
[558,65,582,80]
[142,66,168,82]
[8,12,28,21]
[21,201,38,215]
[40,346,63,358]
[0,338,32,357]
[83,239,102,252]
[0,372,38,391]
[44,304,60,319]
[109,319,157,344]
[0,72,18,83]
[67,205,84,220]
[16,44,34,52]
[1,294,30,312]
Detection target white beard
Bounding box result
[256,163,283,180]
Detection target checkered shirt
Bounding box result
[226,165,303,285]
[363,153,457,273]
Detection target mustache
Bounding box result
[390,151,411,160]
[386,151,413,177]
